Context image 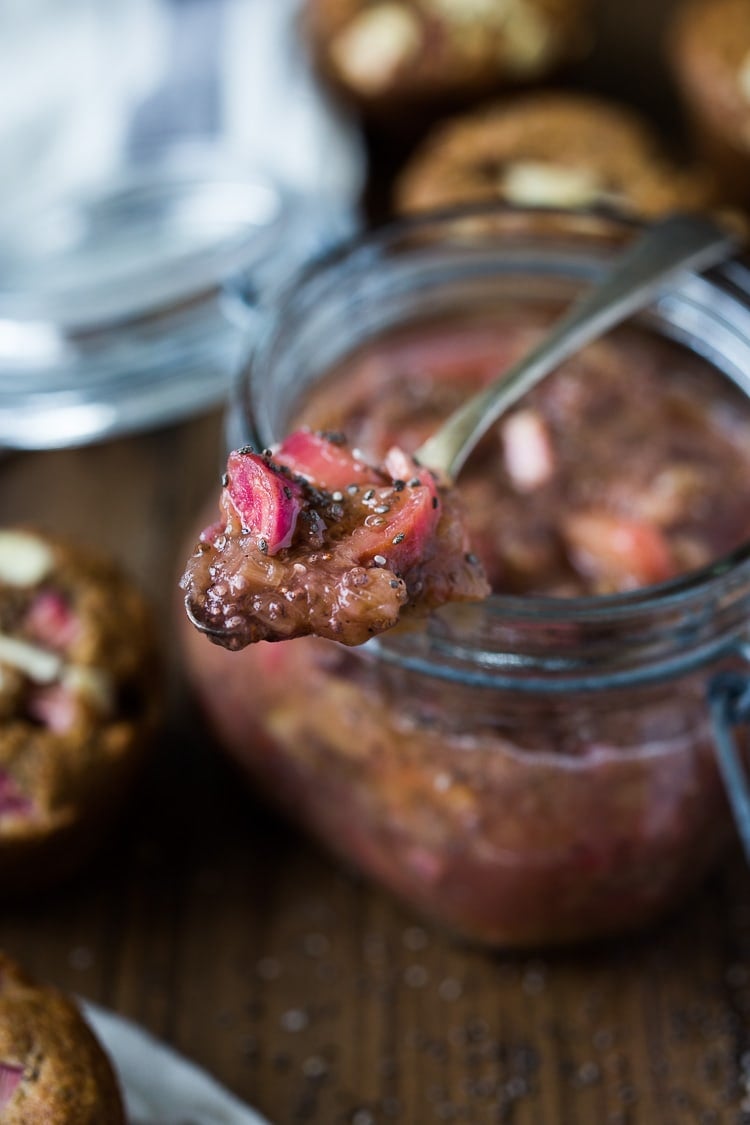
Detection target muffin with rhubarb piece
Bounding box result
[0,952,125,1123]
[0,528,160,889]
[303,0,592,118]
[670,0,750,206]
[396,91,712,217]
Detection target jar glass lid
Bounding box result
[0,143,349,448]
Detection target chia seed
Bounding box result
[347,483,359,494]
[404,964,429,988]
[392,533,405,544]
[332,491,344,502]
[374,504,390,514]
[303,933,330,957]
[393,479,406,491]
[68,946,94,972]
[363,488,375,501]
[302,1055,328,1079]
[240,1034,259,1058]
[256,957,281,980]
[576,1061,601,1087]
[432,496,439,509]
[258,538,268,554]
[402,926,428,951]
[221,472,229,487]
[408,477,421,487]
[373,555,387,567]
[438,977,463,1002]
[320,430,346,446]
[521,963,546,996]
[281,1008,309,1033]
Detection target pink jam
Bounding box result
[298,314,750,595]
[182,431,487,648]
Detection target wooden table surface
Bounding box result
[0,387,749,1125]
[3,1,750,1122]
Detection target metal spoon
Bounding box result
[414,212,740,480]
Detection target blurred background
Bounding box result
[0,0,363,218]
[0,0,711,451]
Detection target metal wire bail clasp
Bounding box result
[709,654,750,862]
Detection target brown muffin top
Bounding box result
[671,0,750,150]
[305,0,591,107]
[0,953,125,1124]
[0,529,161,852]
[395,91,712,217]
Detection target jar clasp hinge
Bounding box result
[709,645,750,863]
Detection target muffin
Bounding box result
[670,0,750,206]
[303,0,592,116]
[0,528,161,890]
[0,952,124,1123]
[395,92,712,217]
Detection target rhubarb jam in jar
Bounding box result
[182,207,750,947]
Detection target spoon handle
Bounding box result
[414,213,740,480]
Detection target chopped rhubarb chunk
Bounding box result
[562,510,676,590]
[26,683,78,733]
[501,408,555,492]
[23,589,80,652]
[0,771,33,820]
[349,447,442,573]
[182,431,488,648]
[224,449,304,555]
[0,1062,23,1109]
[276,429,379,490]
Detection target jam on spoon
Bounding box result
[181,429,488,648]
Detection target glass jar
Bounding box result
[182,206,750,948]
[0,142,355,449]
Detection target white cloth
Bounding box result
[0,0,363,222]
[81,1001,272,1125]
[0,0,169,219]
[219,0,363,205]
[0,0,363,442]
